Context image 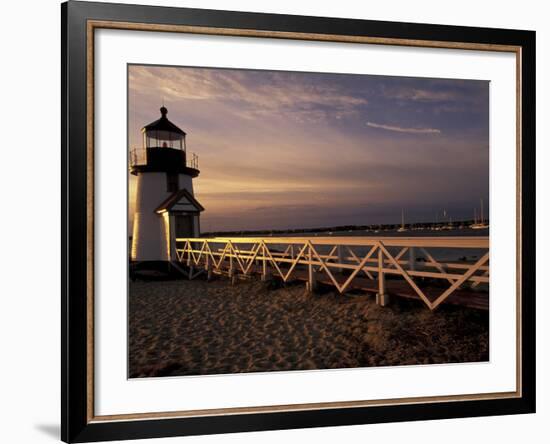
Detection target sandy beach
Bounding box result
[128,277,488,378]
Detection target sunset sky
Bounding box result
[128,65,489,233]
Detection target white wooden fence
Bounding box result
[174,236,489,311]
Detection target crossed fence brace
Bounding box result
[174,237,489,311]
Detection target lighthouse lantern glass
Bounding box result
[145,130,184,151]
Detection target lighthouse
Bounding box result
[130,106,203,269]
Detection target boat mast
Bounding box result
[480,198,484,225]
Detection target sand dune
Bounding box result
[129,278,488,378]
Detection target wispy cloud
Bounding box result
[385,88,457,102]
[129,66,367,124]
[366,121,441,134]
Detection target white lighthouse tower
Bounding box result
[130,106,203,270]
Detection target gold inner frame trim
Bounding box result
[86,19,523,423]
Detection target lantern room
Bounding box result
[142,106,187,150]
[131,106,199,177]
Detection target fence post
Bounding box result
[376,245,389,306]
[229,245,235,284]
[409,246,416,271]
[336,245,344,274]
[205,254,212,281]
[307,244,317,292]
[261,245,270,281]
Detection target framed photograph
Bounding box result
[62,1,536,442]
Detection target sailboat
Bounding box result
[397,209,407,232]
[470,198,489,229]
[432,211,442,231]
[443,215,454,230]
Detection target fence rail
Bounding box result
[174,236,489,311]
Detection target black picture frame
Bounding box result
[62,1,536,442]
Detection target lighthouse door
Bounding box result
[174,214,194,238]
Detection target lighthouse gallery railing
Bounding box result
[129,147,199,170]
[174,236,489,311]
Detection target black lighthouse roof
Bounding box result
[141,106,186,136]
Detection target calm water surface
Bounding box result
[231,228,489,262]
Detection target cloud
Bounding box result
[129,66,367,124]
[380,81,489,113]
[387,88,457,102]
[366,121,441,134]
[129,66,488,231]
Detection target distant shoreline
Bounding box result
[201,220,489,238]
